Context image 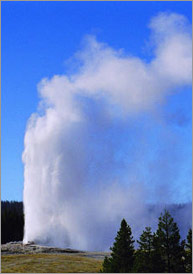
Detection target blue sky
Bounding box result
[2,1,192,202]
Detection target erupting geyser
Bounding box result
[23,13,192,251]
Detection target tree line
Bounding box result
[1,201,24,244]
[1,201,192,272]
[101,210,192,273]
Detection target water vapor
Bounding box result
[23,13,192,250]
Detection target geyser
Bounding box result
[23,13,192,251]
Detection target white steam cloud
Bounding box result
[23,13,192,250]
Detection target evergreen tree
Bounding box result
[185,228,192,273]
[101,219,135,273]
[156,209,185,273]
[151,232,166,273]
[101,256,112,273]
[133,227,154,273]
[1,201,24,244]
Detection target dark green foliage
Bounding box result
[133,227,155,273]
[1,201,24,244]
[156,209,185,273]
[185,228,192,273]
[137,227,153,253]
[133,226,166,273]
[101,219,135,273]
[101,211,190,273]
[151,232,166,273]
[101,256,112,273]
[186,229,192,250]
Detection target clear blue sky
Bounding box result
[2,1,192,201]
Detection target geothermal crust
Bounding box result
[1,242,110,260]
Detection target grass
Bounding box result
[1,253,103,273]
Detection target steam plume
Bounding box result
[23,13,192,250]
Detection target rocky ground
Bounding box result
[1,242,110,260]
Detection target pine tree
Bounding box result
[151,232,166,273]
[156,209,185,273]
[137,227,153,255]
[185,228,192,273]
[101,219,135,273]
[133,227,154,273]
[1,201,24,244]
[101,256,112,273]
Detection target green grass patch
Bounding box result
[1,253,103,273]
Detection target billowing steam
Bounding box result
[23,13,192,250]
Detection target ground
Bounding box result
[1,242,109,273]
[1,253,103,273]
